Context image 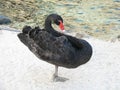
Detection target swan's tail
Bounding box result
[17,26,42,47]
[17,26,32,47]
[22,26,32,34]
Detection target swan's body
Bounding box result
[18,14,92,82]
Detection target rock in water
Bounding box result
[0,15,11,24]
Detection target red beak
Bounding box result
[59,20,65,31]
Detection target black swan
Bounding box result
[17,14,92,82]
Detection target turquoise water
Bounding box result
[36,0,120,40]
[9,0,120,40]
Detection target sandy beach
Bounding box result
[0,28,120,90]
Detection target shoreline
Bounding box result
[0,25,119,42]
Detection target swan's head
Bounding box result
[47,14,65,32]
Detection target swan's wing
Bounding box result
[65,35,83,49]
[31,30,76,60]
[18,33,44,54]
[18,29,75,61]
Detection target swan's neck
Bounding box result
[45,18,62,36]
[45,19,54,32]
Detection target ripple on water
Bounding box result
[113,0,120,2]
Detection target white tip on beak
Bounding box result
[62,30,65,33]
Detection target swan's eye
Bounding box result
[54,19,60,25]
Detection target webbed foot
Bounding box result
[53,74,69,82]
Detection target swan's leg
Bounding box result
[54,65,58,77]
[52,65,69,82]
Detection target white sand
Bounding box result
[0,29,120,90]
